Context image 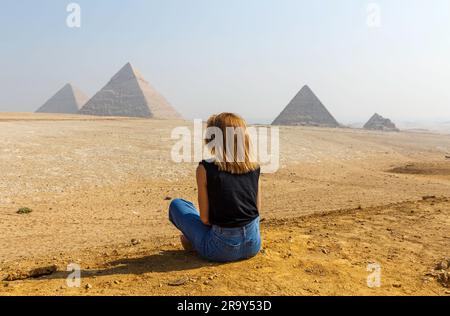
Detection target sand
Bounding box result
[0,113,449,295]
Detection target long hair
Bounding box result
[204,113,259,174]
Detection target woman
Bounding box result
[169,113,261,263]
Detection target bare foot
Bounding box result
[180,235,194,252]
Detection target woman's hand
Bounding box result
[196,164,210,226]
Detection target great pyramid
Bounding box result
[36,83,88,114]
[364,113,399,132]
[78,63,182,119]
[272,85,339,127]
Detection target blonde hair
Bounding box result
[204,113,259,174]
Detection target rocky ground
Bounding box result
[0,113,449,295]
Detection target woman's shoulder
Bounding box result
[198,158,218,172]
[199,158,215,166]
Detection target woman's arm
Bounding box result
[196,164,210,225]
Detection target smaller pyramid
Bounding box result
[272,85,339,127]
[364,113,399,132]
[79,63,182,119]
[36,83,88,114]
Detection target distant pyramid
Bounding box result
[272,85,339,127]
[79,63,182,119]
[364,113,399,132]
[36,83,88,114]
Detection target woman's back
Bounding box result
[200,159,260,228]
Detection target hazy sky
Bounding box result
[1,0,449,123]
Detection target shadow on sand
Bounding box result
[43,250,221,281]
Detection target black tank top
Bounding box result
[199,160,260,228]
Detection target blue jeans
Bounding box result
[169,199,261,263]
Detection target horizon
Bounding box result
[1,0,449,124]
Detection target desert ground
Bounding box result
[0,113,449,296]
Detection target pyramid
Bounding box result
[364,113,399,132]
[78,63,182,119]
[36,83,88,114]
[272,85,339,127]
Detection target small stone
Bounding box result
[436,260,449,270]
[424,271,437,277]
[114,280,120,285]
[392,282,402,288]
[321,248,330,255]
[4,265,58,281]
[437,271,449,287]
[164,196,172,201]
[131,239,141,246]
[17,207,32,214]
[283,252,292,259]
[422,276,433,283]
[208,273,218,280]
[85,283,92,290]
[168,277,189,286]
